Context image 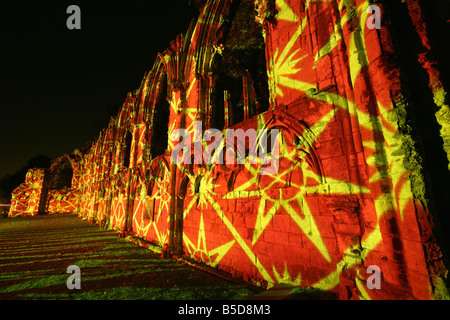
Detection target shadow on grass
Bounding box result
[0,215,258,300]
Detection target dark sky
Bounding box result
[0,1,198,179]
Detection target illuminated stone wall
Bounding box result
[9,0,449,299]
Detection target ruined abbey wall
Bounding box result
[9,0,449,299]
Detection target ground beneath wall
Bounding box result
[0,214,260,300]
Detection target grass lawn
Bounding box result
[0,214,258,300]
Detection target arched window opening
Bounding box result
[151,74,170,158]
[123,130,132,168]
[49,159,73,190]
[211,0,270,129]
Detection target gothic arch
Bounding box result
[39,154,79,214]
[145,156,171,195]
[192,0,231,77]
[143,53,169,118]
[48,155,77,190]
[260,111,325,184]
[193,0,270,128]
[143,56,171,159]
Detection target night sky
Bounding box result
[0,1,198,179]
